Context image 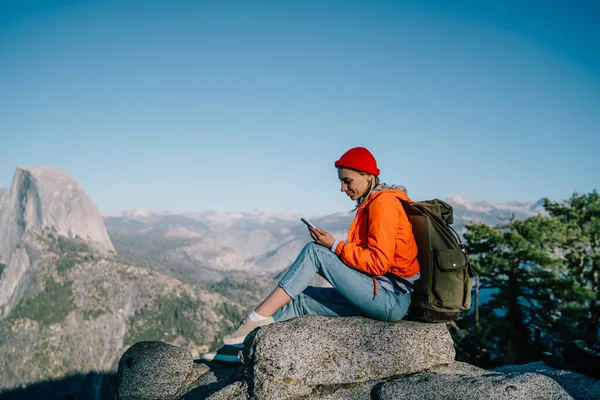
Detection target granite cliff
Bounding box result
[0,166,114,264]
[0,166,115,318]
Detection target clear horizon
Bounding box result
[2,0,599,216]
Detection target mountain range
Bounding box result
[101,193,545,283]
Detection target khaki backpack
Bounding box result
[399,198,476,322]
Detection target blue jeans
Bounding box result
[272,242,411,322]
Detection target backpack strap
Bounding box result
[448,224,477,277]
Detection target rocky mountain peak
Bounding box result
[0,166,114,263]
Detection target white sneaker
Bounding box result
[223,316,275,345]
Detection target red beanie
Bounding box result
[334,147,380,176]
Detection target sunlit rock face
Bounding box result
[0,166,114,263]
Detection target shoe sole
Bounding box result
[202,353,241,364]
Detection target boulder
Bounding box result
[118,317,455,399]
[376,370,573,399]
[494,362,600,400]
[118,342,209,400]
[243,316,454,399]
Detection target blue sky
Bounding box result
[1,0,598,217]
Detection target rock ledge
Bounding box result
[117,316,596,400]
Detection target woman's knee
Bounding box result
[297,242,327,265]
[301,241,319,254]
[293,242,319,265]
[297,241,346,278]
[303,241,339,264]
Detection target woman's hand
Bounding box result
[309,227,335,249]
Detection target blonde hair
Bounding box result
[356,173,381,208]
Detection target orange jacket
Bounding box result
[335,189,420,280]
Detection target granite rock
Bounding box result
[243,316,455,399]
[118,342,209,400]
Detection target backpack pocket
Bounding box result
[434,249,467,271]
[432,249,470,310]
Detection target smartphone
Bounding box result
[300,218,316,229]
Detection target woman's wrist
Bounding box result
[330,240,340,253]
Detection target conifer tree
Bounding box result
[463,214,591,365]
[544,191,600,346]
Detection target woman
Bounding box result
[205,147,420,361]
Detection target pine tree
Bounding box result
[463,213,592,365]
[544,191,600,346]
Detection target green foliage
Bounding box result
[0,262,5,280]
[216,301,243,324]
[457,191,599,367]
[208,335,223,352]
[124,291,243,350]
[124,293,207,346]
[39,231,95,276]
[544,191,600,345]
[8,277,74,326]
[56,257,77,275]
[39,228,92,254]
[209,273,277,307]
[83,309,105,320]
[56,235,92,254]
[207,302,243,351]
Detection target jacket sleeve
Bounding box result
[335,194,401,276]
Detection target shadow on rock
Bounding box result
[0,372,117,400]
[182,360,246,399]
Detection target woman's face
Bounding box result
[338,168,372,201]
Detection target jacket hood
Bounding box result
[373,183,407,195]
[365,183,412,204]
